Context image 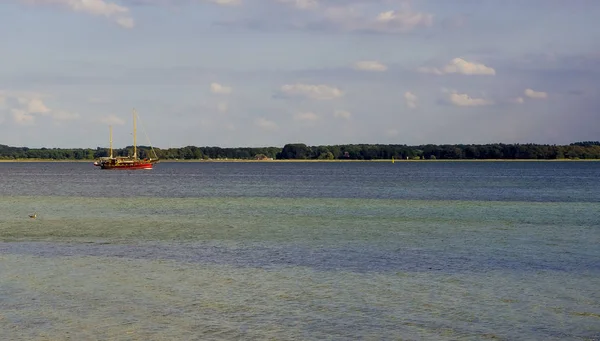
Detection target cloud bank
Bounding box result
[418,58,496,76]
[278,83,344,100]
[20,0,135,28]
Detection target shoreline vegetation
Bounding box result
[1,141,599,161]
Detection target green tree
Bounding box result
[278,144,310,159]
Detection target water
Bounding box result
[0,161,599,340]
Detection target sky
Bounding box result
[0,0,599,149]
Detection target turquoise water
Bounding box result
[0,162,599,340]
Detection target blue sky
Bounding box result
[1,0,599,148]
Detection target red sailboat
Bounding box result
[94,109,159,170]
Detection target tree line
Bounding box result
[0,142,599,160]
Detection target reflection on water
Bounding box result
[0,162,599,340]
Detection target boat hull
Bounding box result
[100,162,154,170]
[94,159,158,170]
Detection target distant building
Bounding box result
[255,154,273,160]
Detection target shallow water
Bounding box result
[0,161,599,340]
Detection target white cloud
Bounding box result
[99,114,126,125]
[404,91,417,109]
[524,88,548,99]
[20,0,135,28]
[210,0,242,6]
[274,1,432,34]
[11,109,35,125]
[326,6,433,33]
[418,58,496,76]
[276,0,318,10]
[372,9,433,33]
[210,82,233,95]
[124,0,240,6]
[293,111,319,121]
[18,98,50,114]
[3,93,79,124]
[353,60,387,72]
[255,117,278,131]
[333,110,351,119]
[115,16,134,28]
[279,83,343,100]
[449,93,493,107]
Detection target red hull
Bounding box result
[94,159,158,170]
[100,162,154,170]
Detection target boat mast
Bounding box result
[133,108,137,160]
[109,125,113,158]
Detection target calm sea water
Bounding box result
[0,161,599,340]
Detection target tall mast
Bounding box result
[133,108,137,160]
[109,125,113,158]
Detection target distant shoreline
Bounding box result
[1,158,598,163]
[3,142,598,161]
